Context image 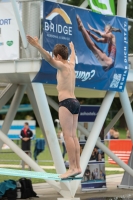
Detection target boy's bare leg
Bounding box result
[59,107,80,178]
[72,114,81,174]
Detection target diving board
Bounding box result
[0,168,82,181]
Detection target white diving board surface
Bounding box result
[0,168,82,181]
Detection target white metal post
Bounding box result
[27,85,72,197]
[10,0,30,57]
[96,139,133,176]
[80,0,88,8]
[104,94,133,136]
[28,1,40,57]
[47,94,133,195]
[77,122,133,178]
[27,85,47,139]
[31,83,66,173]
[0,85,27,149]
[30,83,72,195]
[0,84,17,110]
[71,91,115,195]
[21,2,31,58]
[119,88,133,142]
[117,0,127,17]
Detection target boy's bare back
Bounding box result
[26,36,76,102]
[57,62,76,102]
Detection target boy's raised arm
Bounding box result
[27,35,63,70]
[69,41,76,66]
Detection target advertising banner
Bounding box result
[78,105,100,122]
[33,1,128,92]
[78,105,106,191]
[80,141,106,191]
[0,2,19,60]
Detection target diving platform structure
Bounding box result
[1,55,133,98]
[0,0,133,200]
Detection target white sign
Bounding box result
[89,0,115,15]
[0,2,19,60]
[0,120,36,139]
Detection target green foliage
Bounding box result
[63,0,85,6]
[64,0,133,18]
[127,0,133,18]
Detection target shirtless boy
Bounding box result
[27,36,81,179]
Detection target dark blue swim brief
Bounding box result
[59,98,80,114]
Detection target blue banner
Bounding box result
[33,1,129,92]
[78,105,100,122]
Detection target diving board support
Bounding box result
[0,84,18,110]
[0,84,27,149]
[30,83,66,174]
[29,83,72,197]
[47,93,133,194]
[119,88,133,189]
[26,85,47,140]
[119,88,133,142]
[71,91,115,195]
[104,94,133,136]
[47,92,115,194]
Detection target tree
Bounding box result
[63,0,84,6]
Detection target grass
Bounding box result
[0,127,127,183]
[105,171,123,176]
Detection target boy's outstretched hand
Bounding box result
[27,35,40,48]
[69,41,74,50]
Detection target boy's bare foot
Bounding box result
[60,168,82,179]
[76,15,84,31]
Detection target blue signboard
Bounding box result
[33,1,129,92]
[78,105,100,122]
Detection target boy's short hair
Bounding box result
[25,122,29,126]
[53,44,69,60]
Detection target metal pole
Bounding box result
[117,0,127,17]
[31,83,65,173]
[10,0,30,57]
[104,94,133,136]
[0,84,17,110]
[80,0,88,8]
[21,2,31,58]
[0,130,61,192]
[47,95,133,195]
[28,1,40,57]
[27,85,72,197]
[71,91,115,195]
[77,121,133,176]
[27,85,47,138]
[119,88,133,142]
[31,83,71,194]
[0,85,27,149]
[77,122,133,174]
[97,139,133,176]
